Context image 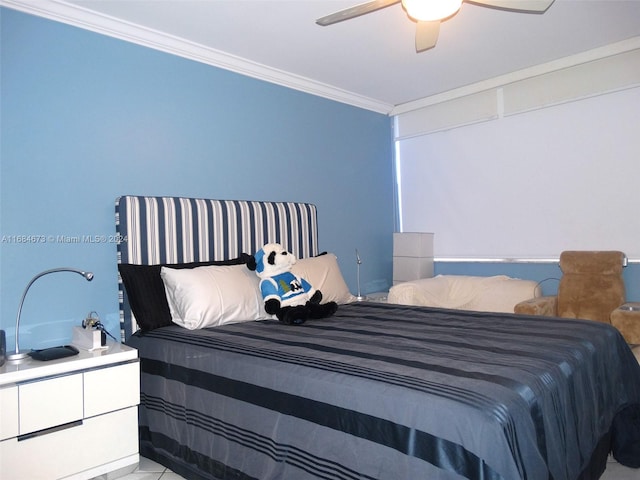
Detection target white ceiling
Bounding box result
[5,0,640,113]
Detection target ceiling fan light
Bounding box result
[402,0,463,21]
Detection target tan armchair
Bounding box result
[514,251,626,324]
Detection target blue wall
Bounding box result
[0,8,394,349]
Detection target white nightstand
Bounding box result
[0,342,140,480]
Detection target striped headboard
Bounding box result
[115,196,319,340]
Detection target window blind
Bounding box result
[395,87,640,260]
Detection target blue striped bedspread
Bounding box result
[127,302,640,480]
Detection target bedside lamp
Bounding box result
[7,267,94,361]
[355,249,366,301]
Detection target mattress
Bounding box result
[126,302,640,480]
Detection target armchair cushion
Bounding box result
[556,251,626,323]
[514,296,557,317]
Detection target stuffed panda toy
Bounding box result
[247,243,338,325]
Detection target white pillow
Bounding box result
[290,253,356,304]
[161,264,273,329]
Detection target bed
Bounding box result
[115,195,640,480]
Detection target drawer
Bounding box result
[19,373,83,435]
[84,361,140,417]
[0,385,18,440]
[0,406,138,480]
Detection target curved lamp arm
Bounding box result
[7,267,93,361]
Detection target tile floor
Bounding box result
[113,457,184,480]
[115,455,640,480]
[602,456,640,480]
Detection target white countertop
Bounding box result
[0,341,138,386]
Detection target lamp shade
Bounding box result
[402,0,463,21]
[7,267,93,361]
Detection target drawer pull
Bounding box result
[18,420,83,441]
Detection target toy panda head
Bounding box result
[253,243,297,278]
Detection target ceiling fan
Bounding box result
[316,0,555,52]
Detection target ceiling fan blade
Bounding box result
[415,21,440,52]
[316,0,400,26]
[466,0,555,13]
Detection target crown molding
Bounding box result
[0,0,394,115]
